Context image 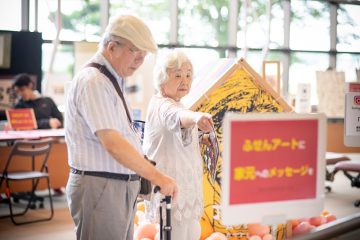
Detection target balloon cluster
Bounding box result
[290,210,336,236]
[134,202,337,240]
[133,201,160,240]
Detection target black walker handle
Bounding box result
[154,185,161,193]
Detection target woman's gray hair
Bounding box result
[98,33,127,52]
[153,49,193,92]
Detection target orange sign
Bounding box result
[5,108,37,130]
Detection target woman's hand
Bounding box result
[195,112,213,132]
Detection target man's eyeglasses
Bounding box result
[127,45,147,58]
[112,40,147,58]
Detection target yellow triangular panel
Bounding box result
[187,58,292,239]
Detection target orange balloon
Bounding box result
[290,219,300,230]
[247,223,270,237]
[134,213,139,225]
[137,201,145,212]
[325,214,337,223]
[321,210,329,216]
[135,223,157,240]
[200,218,213,240]
[236,237,248,240]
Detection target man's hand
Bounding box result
[156,175,178,202]
[49,118,62,129]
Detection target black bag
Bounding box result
[139,178,152,195]
[139,156,156,195]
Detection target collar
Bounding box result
[90,52,124,88]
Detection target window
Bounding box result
[178,0,230,47]
[337,4,360,52]
[157,47,220,85]
[237,0,284,49]
[42,43,74,75]
[42,43,74,110]
[37,0,101,41]
[110,0,170,45]
[337,53,360,82]
[290,1,330,51]
[289,52,329,105]
[0,0,21,31]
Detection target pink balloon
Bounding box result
[248,223,271,237]
[154,231,160,240]
[309,216,326,227]
[249,235,262,240]
[262,233,274,240]
[293,221,315,236]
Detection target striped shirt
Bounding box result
[65,52,143,174]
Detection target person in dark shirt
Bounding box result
[12,73,65,196]
[12,73,63,129]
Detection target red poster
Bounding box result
[229,119,318,205]
[6,108,37,130]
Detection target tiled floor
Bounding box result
[0,190,76,240]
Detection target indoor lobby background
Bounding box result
[0,0,360,240]
[0,0,359,119]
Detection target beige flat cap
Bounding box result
[106,14,158,54]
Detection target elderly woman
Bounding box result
[143,49,213,240]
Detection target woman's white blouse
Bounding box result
[143,95,204,222]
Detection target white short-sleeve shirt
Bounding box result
[65,52,143,174]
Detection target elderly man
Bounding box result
[65,14,178,240]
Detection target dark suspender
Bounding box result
[86,62,132,124]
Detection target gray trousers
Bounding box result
[66,173,140,240]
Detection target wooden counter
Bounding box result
[327,120,360,153]
[1,120,358,193]
[0,141,69,193]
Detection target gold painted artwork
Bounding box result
[193,60,292,239]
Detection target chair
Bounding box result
[325,152,350,192]
[333,160,360,207]
[0,138,54,225]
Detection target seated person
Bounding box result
[11,73,64,196]
[12,73,63,129]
